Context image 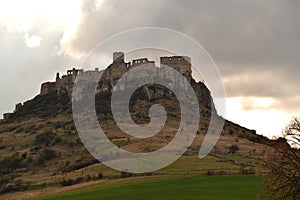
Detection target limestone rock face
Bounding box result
[98,57,128,92]
[191,80,216,114]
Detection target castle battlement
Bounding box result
[130,58,155,69]
[40,52,192,96]
[2,52,216,120]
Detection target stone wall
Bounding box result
[40,53,194,96]
[40,82,56,95]
[38,52,215,113]
[40,68,86,96]
[160,56,192,81]
[3,113,12,120]
[129,58,155,69]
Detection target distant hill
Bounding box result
[0,52,275,196]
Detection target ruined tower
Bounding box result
[160,56,192,81]
[113,52,125,63]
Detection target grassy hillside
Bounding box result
[0,87,273,198]
[0,110,268,191]
[32,176,263,200]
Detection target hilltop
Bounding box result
[0,52,274,197]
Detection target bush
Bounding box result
[205,170,214,176]
[0,176,10,188]
[228,145,239,154]
[238,133,266,144]
[35,131,55,145]
[0,157,23,175]
[86,175,92,181]
[75,177,84,184]
[54,122,62,129]
[53,136,62,144]
[60,179,74,187]
[1,180,30,193]
[63,158,99,172]
[240,167,255,174]
[249,136,264,144]
[42,148,56,159]
[97,173,103,179]
[38,148,57,162]
[60,177,83,187]
[217,171,227,175]
[121,171,133,178]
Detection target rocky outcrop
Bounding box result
[39,52,216,113]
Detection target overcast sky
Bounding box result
[0,0,299,137]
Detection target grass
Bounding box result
[32,175,263,200]
[157,155,242,175]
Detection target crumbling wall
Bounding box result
[38,52,215,113]
[160,56,192,81]
[40,82,56,95]
[3,113,12,120]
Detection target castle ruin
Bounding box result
[39,52,193,96]
[2,52,215,120]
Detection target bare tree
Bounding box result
[285,118,300,147]
[259,118,300,200]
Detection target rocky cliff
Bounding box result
[39,52,216,115]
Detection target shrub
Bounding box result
[228,145,239,154]
[97,173,103,179]
[86,175,92,181]
[63,158,99,172]
[39,148,57,162]
[53,136,62,144]
[205,170,215,176]
[35,131,55,145]
[55,122,62,129]
[60,177,83,187]
[36,148,57,165]
[0,145,6,150]
[121,171,132,178]
[60,179,74,187]
[240,167,255,174]
[1,180,30,193]
[75,177,84,184]
[0,157,23,174]
[25,157,33,164]
[217,171,227,175]
[0,176,10,188]
[249,136,264,144]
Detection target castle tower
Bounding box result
[72,68,77,81]
[160,56,192,80]
[56,73,61,82]
[113,52,125,63]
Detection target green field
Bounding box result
[33,175,263,200]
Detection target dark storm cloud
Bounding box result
[223,69,298,98]
[64,0,165,54]
[64,0,300,101]
[1,0,299,116]
[68,0,300,65]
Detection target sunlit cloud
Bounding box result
[225,97,293,138]
[0,0,83,55]
[25,35,42,48]
[240,97,278,110]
